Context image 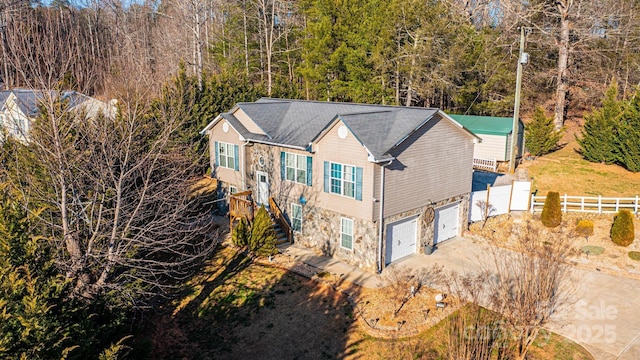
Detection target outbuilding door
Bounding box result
[385,216,418,265]
[434,203,459,244]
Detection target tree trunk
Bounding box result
[405,32,419,107]
[554,0,571,130]
[194,9,203,90]
[243,1,249,77]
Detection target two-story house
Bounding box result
[201,98,480,273]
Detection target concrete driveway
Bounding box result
[398,236,640,360]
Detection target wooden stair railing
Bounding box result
[268,197,293,244]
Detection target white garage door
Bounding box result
[385,216,417,265]
[434,203,459,244]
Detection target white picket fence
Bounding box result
[530,194,640,214]
[469,181,532,222]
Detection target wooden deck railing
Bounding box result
[229,190,254,228]
[473,157,497,172]
[269,197,293,243]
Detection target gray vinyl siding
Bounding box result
[383,114,474,218]
[372,163,382,221]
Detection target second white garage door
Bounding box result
[434,203,459,244]
[385,216,417,265]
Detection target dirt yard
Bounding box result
[469,211,640,278]
[136,243,593,359]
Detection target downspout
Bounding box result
[377,160,393,274]
[241,140,250,190]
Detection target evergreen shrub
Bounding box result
[611,210,635,247]
[541,191,562,228]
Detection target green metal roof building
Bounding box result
[448,114,525,163]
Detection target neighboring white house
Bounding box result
[0,89,116,143]
[449,114,525,163]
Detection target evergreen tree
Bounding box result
[155,67,262,173]
[0,186,129,359]
[232,217,249,247]
[525,106,562,156]
[248,205,278,256]
[615,92,640,172]
[577,81,623,164]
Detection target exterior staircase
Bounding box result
[268,197,293,245]
[271,214,290,245]
[229,191,293,245]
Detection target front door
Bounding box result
[256,171,269,206]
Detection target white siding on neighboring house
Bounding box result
[2,95,30,142]
[474,134,508,161]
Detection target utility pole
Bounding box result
[509,27,528,174]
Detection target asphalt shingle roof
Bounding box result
[0,89,91,117]
[222,98,445,160]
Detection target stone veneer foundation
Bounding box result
[223,142,471,274]
[279,194,470,274]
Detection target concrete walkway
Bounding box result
[279,244,381,288]
[281,237,640,360]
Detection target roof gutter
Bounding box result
[247,139,308,151]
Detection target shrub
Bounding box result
[231,217,249,246]
[525,106,562,156]
[575,220,594,239]
[540,191,562,227]
[248,205,277,256]
[629,251,640,261]
[611,210,635,246]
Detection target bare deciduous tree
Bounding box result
[442,224,574,360]
[3,90,219,304]
[487,225,573,359]
[1,12,219,302]
[252,0,296,95]
[475,199,496,229]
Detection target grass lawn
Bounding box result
[520,141,640,197]
[135,245,593,359]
